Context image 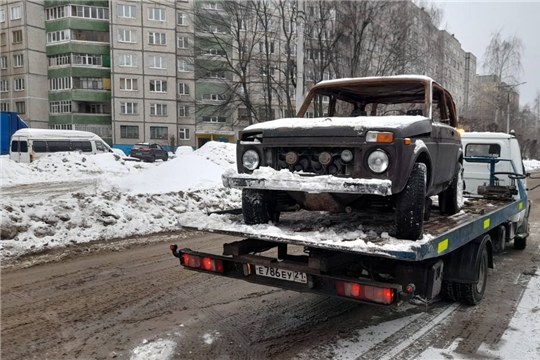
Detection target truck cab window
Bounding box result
[20,141,27,152]
[11,141,19,152]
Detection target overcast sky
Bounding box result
[438,1,540,106]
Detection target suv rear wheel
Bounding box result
[439,163,463,215]
[395,163,426,240]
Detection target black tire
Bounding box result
[242,189,270,225]
[163,153,169,161]
[395,163,426,240]
[440,281,459,302]
[150,155,156,163]
[457,245,488,305]
[439,163,463,215]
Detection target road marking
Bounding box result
[377,303,461,360]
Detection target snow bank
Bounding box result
[524,159,540,172]
[130,339,176,360]
[194,141,236,169]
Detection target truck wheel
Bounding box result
[514,235,527,250]
[439,163,463,215]
[242,189,270,225]
[457,245,488,305]
[395,163,426,240]
[440,281,459,302]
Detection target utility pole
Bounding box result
[295,0,305,115]
[500,81,526,134]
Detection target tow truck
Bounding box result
[170,132,535,307]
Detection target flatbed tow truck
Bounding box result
[171,152,533,308]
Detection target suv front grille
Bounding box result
[276,147,354,176]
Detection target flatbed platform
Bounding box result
[178,196,526,261]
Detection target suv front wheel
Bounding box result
[395,163,427,240]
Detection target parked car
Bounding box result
[222,75,463,240]
[130,143,169,162]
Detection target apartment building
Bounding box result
[44,0,112,141]
[0,0,48,128]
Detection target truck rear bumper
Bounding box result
[222,169,392,196]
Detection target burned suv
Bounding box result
[223,76,463,240]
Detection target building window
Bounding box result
[72,53,102,66]
[259,42,275,54]
[200,48,226,56]
[118,29,136,43]
[178,128,190,140]
[202,94,225,101]
[12,30,22,44]
[10,6,22,20]
[177,12,187,25]
[305,111,314,118]
[14,78,24,91]
[177,59,192,72]
[0,103,9,111]
[46,30,71,44]
[49,100,72,113]
[150,104,168,116]
[177,36,189,49]
[119,54,138,67]
[120,102,138,114]
[0,9,5,22]
[148,8,166,21]
[0,56,7,69]
[73,77,103,90]
[117,4,136,18]
[119,78,138,91]
[13,54,23,67]
[0,80,8,92]
[178,106,190,117]
[202,2,224,10]
[149,80,167,92]
[15,101,25,114]
[46,5,69,20]
[206,70,225,79]
[120,125,139,138]
[202,116,226,123]
[48,54,71,66]
[150,126,168,139]
[71,30,109,43]
[49,77,72,90]
[148,56,166,69]
[148,32,166,45]
[0,33,6,46]
[71,5,109,20]
[178,83,190,95]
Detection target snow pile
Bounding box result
[194,141,236,169]
[524,159,540,172]
[130,339,176,360]
[0,141,241,258]
[1,152,154,186]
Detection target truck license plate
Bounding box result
[255,265,307,283]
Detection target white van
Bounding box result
[9,128,113,163]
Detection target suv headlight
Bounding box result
[242,149,260,170]
[367,149,389,173]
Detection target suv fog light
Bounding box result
[285,151,298,165]
[242,149,260,170]
[319,152,332,165]
[341,150,353,162]
[367,150,389,173]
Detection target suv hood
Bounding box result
[242,116,432,138]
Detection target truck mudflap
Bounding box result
[222,168,392,196]
[170,245,414,306]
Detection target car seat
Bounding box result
[350,109,367,117]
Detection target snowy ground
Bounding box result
[1,145,539,359]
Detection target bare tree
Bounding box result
[482,29,524,124]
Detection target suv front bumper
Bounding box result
[222,168,392,196]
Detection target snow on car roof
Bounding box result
[316,75,435,87]
[12,128,102,139]
[461,132,513,139]
[244,115,429,132]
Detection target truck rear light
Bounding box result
[335,281,394,305]
[181,254,224,273]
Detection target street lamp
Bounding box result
[500,82,526,134]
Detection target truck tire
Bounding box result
[457,245,488,305]
[395,163,426,240]
[439,163,463,215]
[440,281,459,302]
[242,189,270,225]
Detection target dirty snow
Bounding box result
[130,339,176,360]
[524,159,540,172]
